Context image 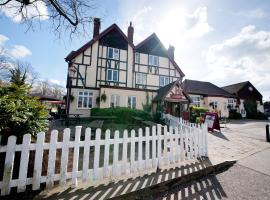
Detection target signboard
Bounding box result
[204,112,220,132]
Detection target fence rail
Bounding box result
[0,122,207,196]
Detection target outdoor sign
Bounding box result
[204,112,220,132]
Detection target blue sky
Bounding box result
[1,0,270,100]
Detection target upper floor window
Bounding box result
[111,94,120,108]
[77,91,93,109]
[160,76,170,87]
[135,52,139,63]
[108,47,119,60]
[128,96,136,109]
[191,96,200,107]
[107,69,118,81]
[149,55,158,66]
[136,73,146,85]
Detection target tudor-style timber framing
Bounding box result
[65,20,185,116]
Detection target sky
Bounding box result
[0,0,270,101]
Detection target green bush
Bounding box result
[255,111,267,120]
[0,84,48,143]
[190,106,208,123]
[91,107,153,124]
[229,110,242,119]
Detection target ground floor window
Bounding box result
[228,99,234,109]
[111,94,120,108]
[128,96,136,109]
[191,96,200,107]
[77,91,93,108]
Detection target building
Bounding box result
[222,81,264,117]
[182,79,237,118]
[65,19,187,117]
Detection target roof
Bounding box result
[65,24,134,61]
[153,80,192,102]
[29,93,61,101]
[135,33,185,77]
[183,79,236,98]
[221,81,249,94]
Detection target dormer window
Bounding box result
[108,47,119,60]
[149,55,158,66]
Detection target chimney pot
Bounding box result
[93,18,101,38]
[168,45,175,60]
[128,22,134,43]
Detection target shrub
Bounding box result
[91,107,153,124]
[190,106,208,123]
[0,84,48,144]
[229,110,242,119]
[255,111,267,120]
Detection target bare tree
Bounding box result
[0,0,96,37]
[37,79,51,95]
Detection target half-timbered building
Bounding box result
[65,18,187,116]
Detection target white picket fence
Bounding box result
[0,123,208,196]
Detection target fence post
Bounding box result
[138,128,143,171]
[72,126,82,187]
[60,128,70,185]
[112,130,120,177]
[1,136,16,196]
[163,125,169,166]
[152,126,157,169]
[157,124,162,168]
[32,132,45,191]
[93,129,101,181]
[145,127,150,169]
[46,130,58,189]
[103,130,110,178]
[122,130,128,174]
[17,134,31,193]
[266,124,270,142]
[82,128,91,182]
[130,130,136,172]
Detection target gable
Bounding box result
[165,83,187,101]
[99,27,128,50]
[136,34,168,57]
[238,82,262,102]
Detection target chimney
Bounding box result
[168,45,175,60]
[93,18,101,38]
[127,22,134,43]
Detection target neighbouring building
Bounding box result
[65,19,189,117]
[222,81,264,117]
[182,79,237,118]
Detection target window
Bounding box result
[136,73,146,85]
[135,52,139,63]
[228,99,234,110]
[191,96,200,107]
[160,76,170,87]
[213,101,218,109]
[110,95,120,108]
[128,96,136,109]
[107,69,118,81]
[77,91,93,109]
[107,47,119,60]
[149,66,158,74]
[149,55,158,66]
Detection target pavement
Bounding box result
[35,120,270,200]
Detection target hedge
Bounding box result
[91,107,153,124]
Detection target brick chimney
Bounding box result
[127,22,134,43]
[168,45,175,60]
[93,18,101,38]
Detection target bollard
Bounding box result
[266,124,270,142]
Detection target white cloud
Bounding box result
[49,79,65,87]
[9,45,32,58]
[238,8,266,19]
[206,25,270,99]
[0,1,49,23]
[0,34,9,46]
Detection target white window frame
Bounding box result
[128,96,136,109]
[228,99,234,109]
[107,47,119,60]
[135,52,139,63]
[213,101,218,108]
[149,55,158,66]
[191,96,200,107]
[77,91,93,109]
[136,73,146,85]
[160,76,170,87]
[110,94,120,108]
[107,69,118,81]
